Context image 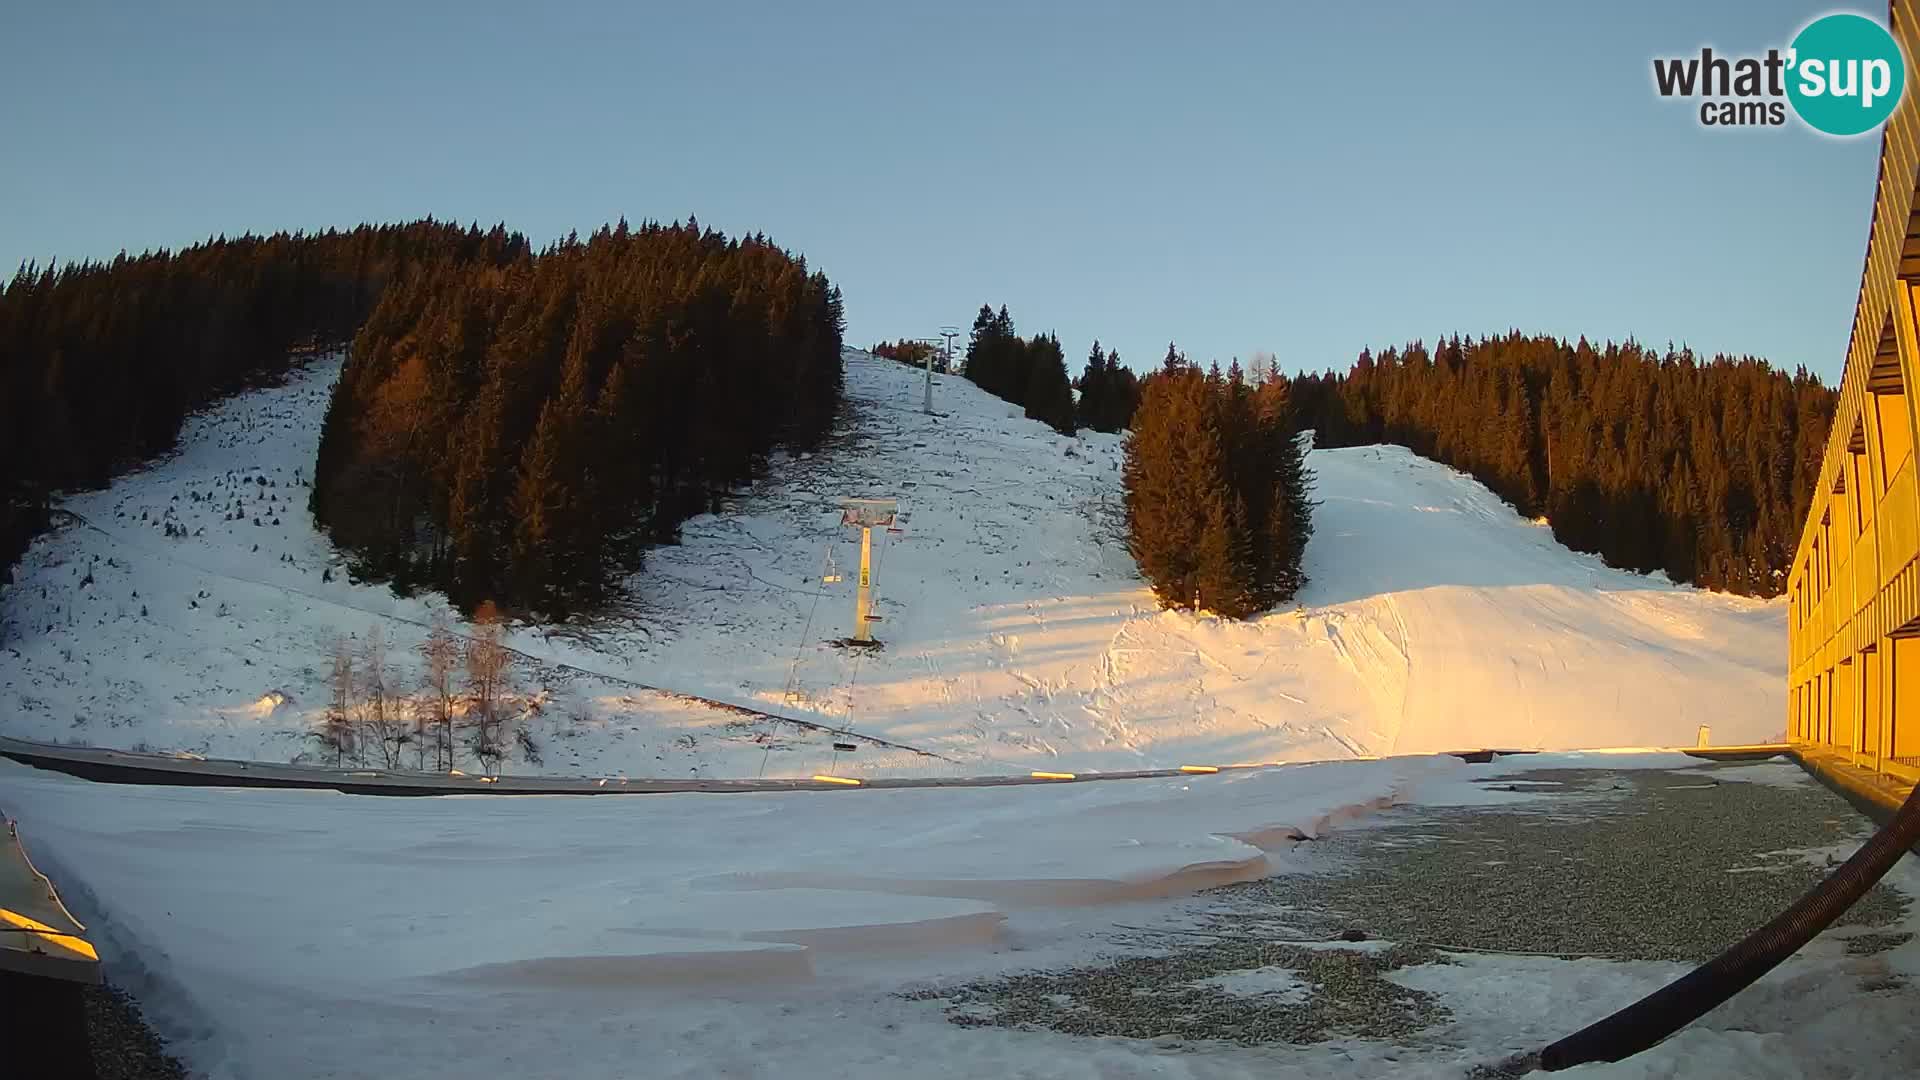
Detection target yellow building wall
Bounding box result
[1787,3,1920,792]
[1895,637,1920,761]
[1863,649,1883,759]
[1878,393,1913,487]
[1835,661,1857,753]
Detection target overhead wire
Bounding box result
[825,521,894,777]
[760,542,834,779]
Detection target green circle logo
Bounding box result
[1787,13,1906,136]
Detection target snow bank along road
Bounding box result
[0,350,1786,781]
[6,751,1911,1079]
[0,732,1783,797]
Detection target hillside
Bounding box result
[0,350,1785,777]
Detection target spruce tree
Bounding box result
[1124,372,1201,605]
[1125,361,1314,617]
[1024,333,1077,435]
[1077,340,1107,431]
[1256,378,1314,604]
[1105,348,1139,431]
[1193,492,1257,616]
[964,304,996,386]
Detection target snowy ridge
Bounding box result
[0,349,1784,778]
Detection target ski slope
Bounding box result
[0,350,1785,777]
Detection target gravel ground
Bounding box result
[85,983,188,1080]
[905,941,1452,1046]
[1842,931,1914,956]
[906,762,1913,1049]
[1212,766,1907,963]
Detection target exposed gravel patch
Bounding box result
[904,941,1450,1045]
[905,763,1912,1051]
[1842,931,1913,957]
[86,983,187,1080]
[1208,766,1908,963]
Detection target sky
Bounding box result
[0,1,1885,382]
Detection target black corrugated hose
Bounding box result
[1510,775,1920,1072]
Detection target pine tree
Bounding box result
[1192,492,1256,616]
[1125,362,1314,617]
[1124,372,1201,605]
[1257,378,1314,604]
[964,303,1026,402]
[1076,340,1107,431]
[1105,348,1139,431]
[1023,333,1077,435]
[964,304,995,384]
[509,397,576,614]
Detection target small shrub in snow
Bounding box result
[515,726,543,767]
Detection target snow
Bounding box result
[0,350,1785,780]
[1190,965,1312,1004]
[1389,936,1920,1079]
[0,753,1437,1078]
[0,348,1879,1078]
[4,753,1912,1079]
[1685,760,1812,787]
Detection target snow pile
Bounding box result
[0,350,1785,778]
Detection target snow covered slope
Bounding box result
[0,350,1785,777]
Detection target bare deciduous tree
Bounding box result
[361,624,409,768]
[418,612,461,771]
[466,601,512,777]
[321,634,356,765]
[1248,351,1279,388]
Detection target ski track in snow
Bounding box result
[0,350,1786,779]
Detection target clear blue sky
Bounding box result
[0,0,1882,382]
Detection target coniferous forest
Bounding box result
[871,338,946,371]
[961,306,1141,435]
[310,221,845,616]
[0,225,1831,621]
[961,305,1078,435]
[1125,347,1314,617]
[0,221,529,587]
[0,219,841,621]
[1075,339,1142,434]
[1288,333,1835,597]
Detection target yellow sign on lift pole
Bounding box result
[839,498,897,645]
